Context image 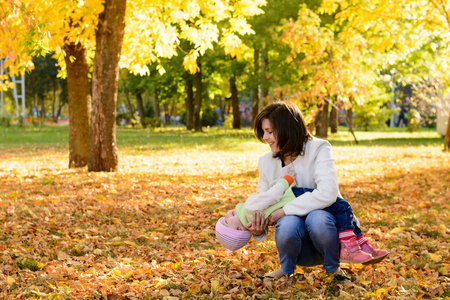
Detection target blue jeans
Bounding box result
[275,210,340,275]
[292,187,362,236]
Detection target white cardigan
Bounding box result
[257,137,341,217]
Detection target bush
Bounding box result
[407,109,421,132]
[354,104,399,131]
[201,108,219,127]
[116,112,131,126]
[0,117,11,127]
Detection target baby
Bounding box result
[215,168,388,264]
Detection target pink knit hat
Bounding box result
[215,218,251,252]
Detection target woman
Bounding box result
[246,101,350,281]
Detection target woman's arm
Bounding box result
[282,141,339,216]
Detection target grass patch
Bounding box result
[0,124,444,151]
[16,258,44,271]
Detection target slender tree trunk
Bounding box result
[316,100,329,138]
[252,48,260,125]
[89,0,126,172]
[52,80,57,119]
[230,75,240,129]
[185,72,194,130]
[444,114,450,151]
[124,92,135,126]
[154,93,161,127]
[345,105,359,144]
[330,100,338,133]
[219,96,225,125]
[135,92,146,128]
[64,42,91,168]
[261,52,269,105]
[194,58,202,132]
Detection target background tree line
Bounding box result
[1,0,449,172]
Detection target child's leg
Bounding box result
[350,216,389,264]
[323,198,373,263]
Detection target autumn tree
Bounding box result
[320,0,450,149]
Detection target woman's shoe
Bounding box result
[340,236,373,264]
[331,267,351,281]
[260,268,285,280]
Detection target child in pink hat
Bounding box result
[215,168,388,265]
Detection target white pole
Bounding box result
[12,75,20,119]
[21,73,26,119]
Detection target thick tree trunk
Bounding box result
[136,92,146,128]
[316,100,329,138]
[230,75,240,129]
[184,72,194,130]
[330,102,338,133]
[252,48,259,125]
[64,42,91,168]
[194,59,202,132]
[444,114,450,151]
[89,0,126,172]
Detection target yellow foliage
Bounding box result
[183,50,199,74]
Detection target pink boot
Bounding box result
[360,241,389,265]
[340,237,373,264]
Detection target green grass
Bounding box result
[0,123,444,151]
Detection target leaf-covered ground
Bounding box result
[0,127,449,299]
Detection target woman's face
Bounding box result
[262,118,279,154]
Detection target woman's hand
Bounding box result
[246,211,268,236]
[267,208,286,225]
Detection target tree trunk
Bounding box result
[444,114,450,151]
[136,92,146,128]
[261,51,269,105]
[230,75,240,129]
[64,42,91,168]
[89,0,126,172]
[124,92,135,126]
[194,58,202,132]
[154,93,161,127]
[345,105,359,144]
[316,100,329,138]
[52,80,57,119]
[184,72,194,130]
[330,101,338,133]
[252,48,259,126]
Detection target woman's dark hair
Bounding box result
[253,101,312,160]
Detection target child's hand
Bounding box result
[286,167,296,179]
[267,208,286,225]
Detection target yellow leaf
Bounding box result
[390,227,406,234]
[6,276,16,285]
[438,267,448,276]
[428,253,442,262]
[111,217,121,225]
[113,269,121,277]
[375,286,393,297]
[123,271,134,278]
[124,241,136,246]
[211,280,219,292]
